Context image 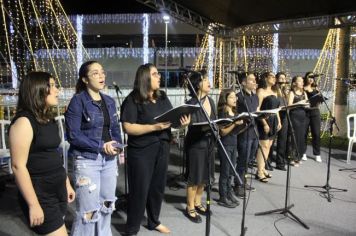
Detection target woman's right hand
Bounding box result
[263,124,270,134]
[234,120,243,126]
[153,122,171,131]
[103,141,118,156]
[29,203,44,227]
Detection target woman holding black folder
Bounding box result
[216,89,243,208]
[121,63,190,235]
[184,70,216,223]
[303,72,322,163]
[288,75,308,166]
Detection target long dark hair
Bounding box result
[217,89,236,115]
[276,72,286,81]
[258,71,277,92]
[187,69,207,97]
[17,71,54,123]
[132,63,161,103]
[76,60,99,94]
[291,75,304,92]
[304,71,316,87]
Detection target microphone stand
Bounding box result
[304,88,347,202]
[255,84,309,229]
[113,84,129,207]
[185,74,243,236]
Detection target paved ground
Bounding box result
[0,144,356,236]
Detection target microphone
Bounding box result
[227,70,245,74]
[112,82,122,94]
[308,73,324,78]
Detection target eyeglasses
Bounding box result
[152,72,161,78]
[88,71,107,78]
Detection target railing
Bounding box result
[0,88,221,119]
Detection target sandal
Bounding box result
[264,172,272,178]
[194,204,208,215]
[185,207,202,223]
[255,174,269,183]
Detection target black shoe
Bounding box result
[185,207,202,223]
[276,166,287,171]
[235,187,246,199]
[248,161,257,168]
[227,191,240,205]
[194,204,212,216]
[244,184,256,192]
[265,164,274,171]
[218,197,238,208]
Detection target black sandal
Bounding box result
[186,207,202,223]
[194,204,212,216]
[264,172,272,178]
[255,174,269,183]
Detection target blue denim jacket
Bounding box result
[65,90,122,160]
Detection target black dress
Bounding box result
[185,96,216,185]
[257,95,280,140]
[10,111,67,235]
[289,92,307,161]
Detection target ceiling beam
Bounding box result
[136,0,225,35]
[220,13,356,37]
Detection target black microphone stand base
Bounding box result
[304,184,347,202]
[240,227,247,236]
[255,204,309,230]
[339,167,356,172]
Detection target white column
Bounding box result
[208,33,214,86]
[76,15,83,72]
[143,14,149,64]
[272,26,279,73]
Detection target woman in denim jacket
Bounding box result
[65,61,122,236]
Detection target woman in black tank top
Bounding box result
[303,72,322,162]
[9,72,75,235]
[288,76,308,166]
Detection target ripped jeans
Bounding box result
[71,153,118,236]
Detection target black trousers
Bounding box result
[290,109,306,161]
[275,114,289,167]
[126,141,169,234]
[304,109,321,155]
[218,145,237,198]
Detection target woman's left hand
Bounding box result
[180,114,191,128]
[66,181,76,203]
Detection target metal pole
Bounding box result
[165,22,168,92]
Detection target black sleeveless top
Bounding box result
[10,111,63,176]
[305,89,321,108]
[292,92,305,103]
[258,95,280,138]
